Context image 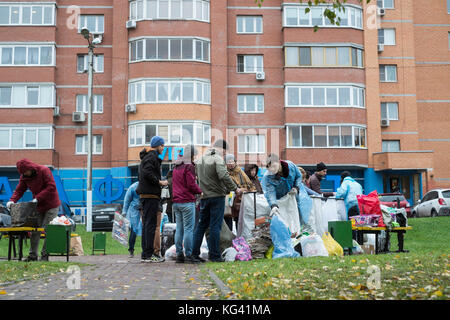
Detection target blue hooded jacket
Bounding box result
[335,176,363,215]
[122,181,142,236]
[261,160,313,224]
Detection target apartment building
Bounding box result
[0,0,448,208]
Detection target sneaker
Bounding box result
[24,255,38,262]
[141,257,150,263]
[40,254,49,261]
[149,254,165,263]
[128,250,134,258]
[176,254,185,263]
[192,255,206,263]
[185,256,200,264]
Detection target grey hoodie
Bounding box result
[195,148,237,199]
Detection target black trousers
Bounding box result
[348,205,359,241]
[141,198,160,259]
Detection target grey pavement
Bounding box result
[0,254,221,300]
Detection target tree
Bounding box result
[255,0,372,30]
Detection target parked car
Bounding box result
[92,203,122,231]
[379,193,411,217]
[412,189,450,218]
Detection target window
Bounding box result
[77,54,104,73]
[283,5,363,28]
[129,0,209,22]
[448,32,450,50]
[129,122,211,146]
[379,65,397,82]
[0,127,53,149]
[238,135,265,154]
[0,45,54,66]
[78,15,104,34]
[237,55,263,73]
[285,46,363,67]
[76,95,104,113]
[75,135,103,154]
[287,125,366,148]
[377,0,394,9]
[237,16,263,33]
[237,94,264,113]
[130,38,210,63]
[285,85,365,108]
[0,84,55,107]
[0,4,55,25]
[448,0,450,14]
[381,102,399,120]
[129,79,210,104]
[378,29,396,45]
[382,140,400,152]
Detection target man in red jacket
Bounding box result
[172,145,202,263]
[7,159,61,261]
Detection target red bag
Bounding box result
[357,191,382,215]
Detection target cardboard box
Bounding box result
[361,244,375,255]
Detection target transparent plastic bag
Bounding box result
[270,214,300,259]
[299,234,329,258]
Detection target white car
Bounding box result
[412,189,450,217]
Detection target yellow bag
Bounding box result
[322,232,344,256]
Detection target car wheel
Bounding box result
[431,209,437,218]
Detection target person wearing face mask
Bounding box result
[7,158,61,262]
[261,154,314,234]
[309,162,335,197]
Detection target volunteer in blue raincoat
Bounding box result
[261,154,313,234]
[122,181,142,258]
[335,171,363,220]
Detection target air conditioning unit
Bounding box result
[53,106,60,117]
[381,119,390,127]
[72,111,86,122]
[92,34,103,44]
[378,44,384,52]
[125,104,136,113]
[255,71,266,81]
[126,20,137,29]
[378,8,386,16]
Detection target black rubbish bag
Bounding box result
[10,202,39,228]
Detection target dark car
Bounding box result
[92,203,122,231]
[379,193,411,217]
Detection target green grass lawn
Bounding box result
[204,217,450,300]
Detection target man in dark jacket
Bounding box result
[309,162,335,197]
[7,159,61,261]
[136,136,168,263]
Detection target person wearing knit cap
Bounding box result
[309,162,335,197]
[136,136,168,263]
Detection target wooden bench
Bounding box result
[352,226,413,254]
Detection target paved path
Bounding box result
[0,255,221,300]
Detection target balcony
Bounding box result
[372,151,434,171]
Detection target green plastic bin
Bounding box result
[45,224,72,262]
[92,232,106,255]
[328,221,353,251]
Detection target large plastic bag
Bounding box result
[164,244,177,260]
[357,190,382,215]
[322,232,344,256]
[299,234,329,258]
[112,213,130,247]
[270,214,300,259]
[310,197,346,236]
[222,247,238,262]
[277,193,301,236]
[50,215,72,226]
[237,193,271,240]
[232,237,252,261]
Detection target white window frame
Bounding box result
[379,65,397,82]
[78,15,105,34]
[237,94,264,113]
[76,95,104,113]
[377,0,395,9]
[237,55,264,73]
[0,4,55,26]
[129,0,210,22]
[128,79,211,105]
[378,29,396,45]
[285,46,363,68]
[128,121,211,147]
[238,134,266,154]
[381,102,399,121]
[0,44,55,66]
[0,83,56,108]
[0,126,54,150]
[285,85,365,108]
[286,124,367,149]
[283,5,363,29]
[75,135,103,155]
[77,54,104,73]
[382,140,400,152]
[236,16,263,34]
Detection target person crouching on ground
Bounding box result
[191,139,242,263]
[261,154,314,234]
[136,136,168,263]
[172,145,203,264]
[7,158,61,262]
